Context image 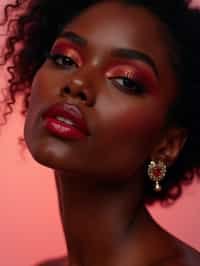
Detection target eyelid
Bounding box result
[105,63,159,94]
[105,65,137,79]
[51,40,84,65]
[47,53,79,69]
[105,60,157,80]
[50,50,82,67]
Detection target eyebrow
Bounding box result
[58,31,159,79]
[58,31,87,46]
[111,48,159,79]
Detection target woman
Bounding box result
[1,0,200,265]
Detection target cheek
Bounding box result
[120,109,164,140]
[101,94,165,138]
[26,66,61,122]
[115,111,163,154]
[30,67,55,101]
[99,97,167,159]
[24,67,52,136]
[90,98,167,179]
[29,62,65,103]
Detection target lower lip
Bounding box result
[43,117,87,140]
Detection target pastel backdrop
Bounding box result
[0,1,200,265]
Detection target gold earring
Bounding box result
[147,160,167,192]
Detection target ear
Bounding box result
[150,127,188,167]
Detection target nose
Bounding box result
[59,73,95,106]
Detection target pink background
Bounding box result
[0,1,200,265]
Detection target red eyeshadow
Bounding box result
[105,59,159,94]
[51,40,84,65]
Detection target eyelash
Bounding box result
[46,52,78,68]
[108,73,146,95]
[45,52,146,95]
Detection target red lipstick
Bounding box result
[42,102,89,140]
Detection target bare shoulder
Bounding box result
[34,255,68,266]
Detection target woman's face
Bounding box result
[24,1,178,181]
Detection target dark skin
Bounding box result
[24,1,200,266]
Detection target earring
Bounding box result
[147,160,167,192]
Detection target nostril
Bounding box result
[78,91,87,101]
[63,87,70,93]
[62,87,87,101]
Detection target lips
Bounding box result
[42,102,89,136]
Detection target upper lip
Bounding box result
[42,102,89,135]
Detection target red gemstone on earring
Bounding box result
[152,168,161,177]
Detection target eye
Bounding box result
[109,75,146,95]
[45,52,78,69]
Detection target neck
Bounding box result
[54,170,159,266]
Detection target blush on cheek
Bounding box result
[114,109,165,149]
[32,67,57,99]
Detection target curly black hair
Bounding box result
[0,0,200,205]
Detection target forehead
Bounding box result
[60,1,178,96]
[63,1,171,55]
